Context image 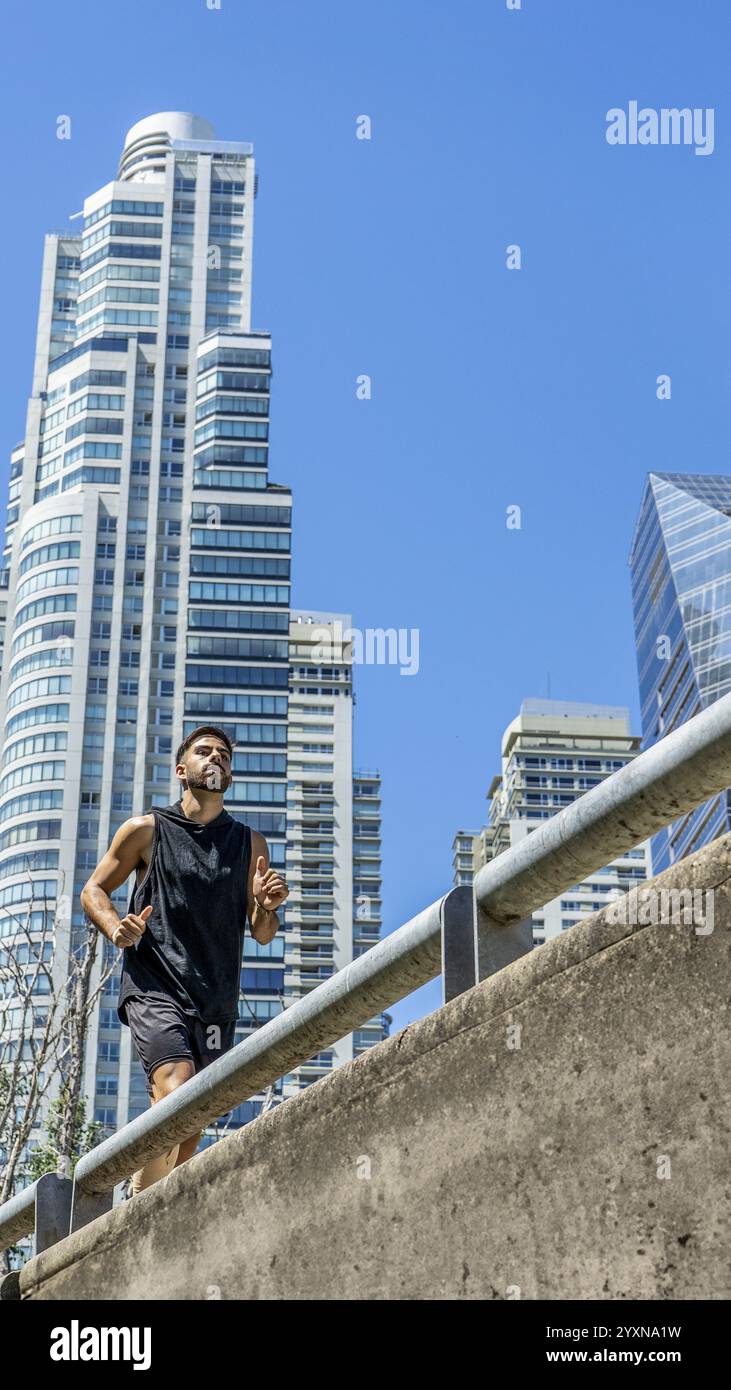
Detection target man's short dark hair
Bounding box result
[175,726,234,766]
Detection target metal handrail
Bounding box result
[3,689,731,1264]
[0,1174,72,1256]
[0,1184,38,1252]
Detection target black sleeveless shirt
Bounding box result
[117,800,251,1026]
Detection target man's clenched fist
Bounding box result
[253,856,289,911]
[112,903,153,948]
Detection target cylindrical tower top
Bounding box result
[119,111,215,180]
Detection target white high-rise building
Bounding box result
[0,113,292,1140]
[351,769,388,1052]
[452,699,651,943]
[283,612,389,1099]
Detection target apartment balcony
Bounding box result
[291,913,335,927]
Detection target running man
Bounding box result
[80,725,289,1196]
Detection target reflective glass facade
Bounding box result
[629,472,731,870]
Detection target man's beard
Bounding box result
[185,768,232,793]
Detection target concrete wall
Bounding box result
[18,832,731,1300]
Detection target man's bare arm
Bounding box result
[80,815,154,948]
[247,831,288,945]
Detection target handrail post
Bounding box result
[0,1270,21,1301]
[440,886,476,1001]
[70,1183,114,1235]
[35,1173,73,1253]
[474,903,534,984]
[441,885,533,1000]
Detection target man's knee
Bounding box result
[146,1062,199,1164]
[150,1058,195,1100]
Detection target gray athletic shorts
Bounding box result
[124,993,238,1097]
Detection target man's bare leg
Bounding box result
[129,1059,195,1195]
[173,1129,203,1166]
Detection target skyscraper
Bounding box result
[452,699,651,942]
[282,613,389,1100]
[351,770,390,1053]
[284,611,355,1094]
[629,472,731,872]
[0,113,291,1140]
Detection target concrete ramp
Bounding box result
[19,835,731,1300]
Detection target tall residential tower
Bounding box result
[282,613,389,1100]
[0,113,291,1139]
[452,699,650,942]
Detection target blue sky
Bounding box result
[1,0,729,1031]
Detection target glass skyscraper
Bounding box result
[629,471,731,872]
